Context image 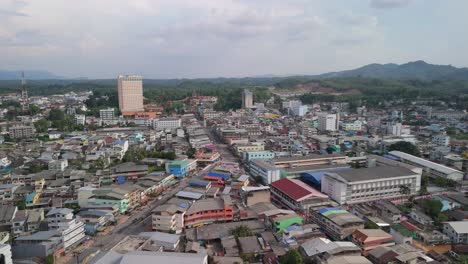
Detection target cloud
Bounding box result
[370,0,412,9]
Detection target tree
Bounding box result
[364,221,380,229]
[399,185,411,196]
[280,249,303,264]
[15,200,26,210]
[422,199,443,218]
[187,148,197,158]
[230,225,253,238]
[95,156,109,170]
[45,255,54,264]
[455,255,468,264]
[34,119,50,133]
[388,141,420,156]
[48,109,65,121]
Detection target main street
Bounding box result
[75,163,214,264]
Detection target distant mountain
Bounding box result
[315,60,468,81]
[0,70,64,80]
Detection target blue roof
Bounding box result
[301,168,351,186]
[113,140,126,145]
[207,171,230,180]
[188,179,210,187]
[318,207,343,214]
[383,154,400,161]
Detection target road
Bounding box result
[75,121,238,263]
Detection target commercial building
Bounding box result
[248,159,281,185]
[9,125,35,139]
[75,114,86,126]
[165,159,197,178]
[243,151,275,162]
[117,75,144,113]
[300,237,361,262]
[46,208,86,250]
[321,166,421,205]
[270,178,330,211]
[100,108,115,120]
[152,199,190,233]
[153,118,182,130]
[443,221,468,244]
[13,230,63,258]
[311,207,364,240]
[389,151,464,181]
[317,113,338,132]
[242,89,253,109]
[183,196,233,228]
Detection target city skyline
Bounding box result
[0,0,467,78]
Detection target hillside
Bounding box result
[0,70,63,80]
[315,61,468,81]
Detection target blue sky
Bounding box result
[0,0,467,78]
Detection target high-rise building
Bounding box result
[117,75,144,113]
[242,89,253,109]
[317,113,338,132]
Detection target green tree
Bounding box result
[45,254,54,264]
[48,109,65,121]
[15,200,26,210]
[34,119,50,133]
[230,225,253,238]
[187,148,197,158]
[280,249,303,264]
[399,185,411,196]
[388,141,420,156]
[364,221,380,229]
[422,199,443,218]
[455,255,468,264]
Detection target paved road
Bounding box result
[77,163,215,264]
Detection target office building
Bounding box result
[100,108,115,120]
[117,75,144,113]
[242,89,253,109]
[321,166,421,205]
[317,113,338,132]
[9,125,35,139]
[153,118,182,130]
[443,221,468,244]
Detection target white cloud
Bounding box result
[370,0,412,9]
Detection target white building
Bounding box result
[321,166,421,205]
[342,120,363,131]
[0,244,12,264]
[387,122,402,136]
[46,208,86,250]
[100,108,115,120]
[317,113,338,132]
[48,159,68,171]
[153,118,182,130]
[292,105,308,117]
[75,114,86,126]
[432,133,450,147]
[248,159,280,184]
[389,151,464,181]
[242,89,253,109]
[443,221,468,244]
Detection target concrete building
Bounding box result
[248,159,281,184]
[292,105,308,117]
[389,151,464,181]
[9,125,35,139]
[242,89,253,109]
[311,207,364,240]
[75,114,86,126]
[100,108,115,120]
[0,244,12,264]
[13,231,63,258]
[321,166,421,205]
[243,151,275,162]
[432,133,450,147]
[153,118,182,130]
[270,178,330,211]
[443,221,468,244]
[117,75,144,113]
[165,159,197,178]
[183,196,233,228]
[46,208,86,250]
[152,199,190,234]
[48,159,69,171]
[351,229,395,253]
[317,113,338,132]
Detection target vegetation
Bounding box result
[230,225,253,238]
[399,185,411,196]
[432,176,457,188]
[15,200,26,210]
[122,148,176,163]
[421,199,443,218]
[45,255,54,264]
[388,141,420,157]
[364,221,380,229]
[280,249,303,264]
[28,163,48,173]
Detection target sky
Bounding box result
[0,0,467,79]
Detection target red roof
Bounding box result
[271,178,312,201]
[400,220,421,231]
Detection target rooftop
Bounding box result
[389,151,462,175]
[271,178,327,202]
[329,166,417,183]
[445,221,468,234]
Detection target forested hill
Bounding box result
[314,60,468,81]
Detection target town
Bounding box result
[0,73,466,264]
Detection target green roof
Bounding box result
[321,209,348,217]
